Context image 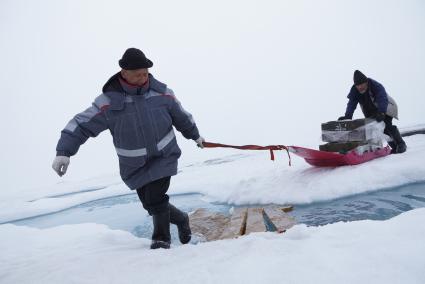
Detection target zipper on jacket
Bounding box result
[133,95,149,159]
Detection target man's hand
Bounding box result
[337,116,347,121]
[195,136,205,148]
[52,156,70,177]
[374,112,386,122]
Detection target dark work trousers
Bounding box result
[136,176,171,215]
[383,115,393,136]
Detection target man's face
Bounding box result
[121,68,149,86]
[355,82,368,94]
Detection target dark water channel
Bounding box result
[12,182,425,241]
[290,182,425,226]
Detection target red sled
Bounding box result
[288,145,392,167]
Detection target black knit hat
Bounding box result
[119,48,153,70]
[353,70,368,85]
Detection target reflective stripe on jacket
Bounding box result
[56,73,200,189]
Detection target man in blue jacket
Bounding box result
[338,70,406,153]
[52,48,205,249]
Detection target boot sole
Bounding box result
[150,241,171,249]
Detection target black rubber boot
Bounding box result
[390,125,407,154]
[169,204,191,244]
[388,141,397,154]
[150,210,171,249]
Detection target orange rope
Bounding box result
[203,142,291,166]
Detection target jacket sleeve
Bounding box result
[166,88,200,140]
[370,79,389,113]
[55,94,110,157]
[344,87,358,119]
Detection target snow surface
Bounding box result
[400,123,425,134]
[1,208,424,284]
[1,135,424,224]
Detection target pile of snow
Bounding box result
[1,208,424,283]
[1,135,424,224]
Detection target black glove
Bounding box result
[337,116,347,121]
[374,112,386,122]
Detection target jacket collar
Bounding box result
[119,76,150,96]
[102,72,167,110]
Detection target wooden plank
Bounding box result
[219,208,247,240]
[189,209,230,241]
[280,205,294,213]
[264,207,296,233]
[189,206,297,242]
[245,208,267,235]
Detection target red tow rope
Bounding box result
[203,142,292,166]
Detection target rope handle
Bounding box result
[202,142,291,166]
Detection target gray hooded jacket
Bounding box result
[56,73,200,190]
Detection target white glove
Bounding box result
[52,156,70,177]
[195,136,205,149]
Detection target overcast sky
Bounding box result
[1,0,424,195]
